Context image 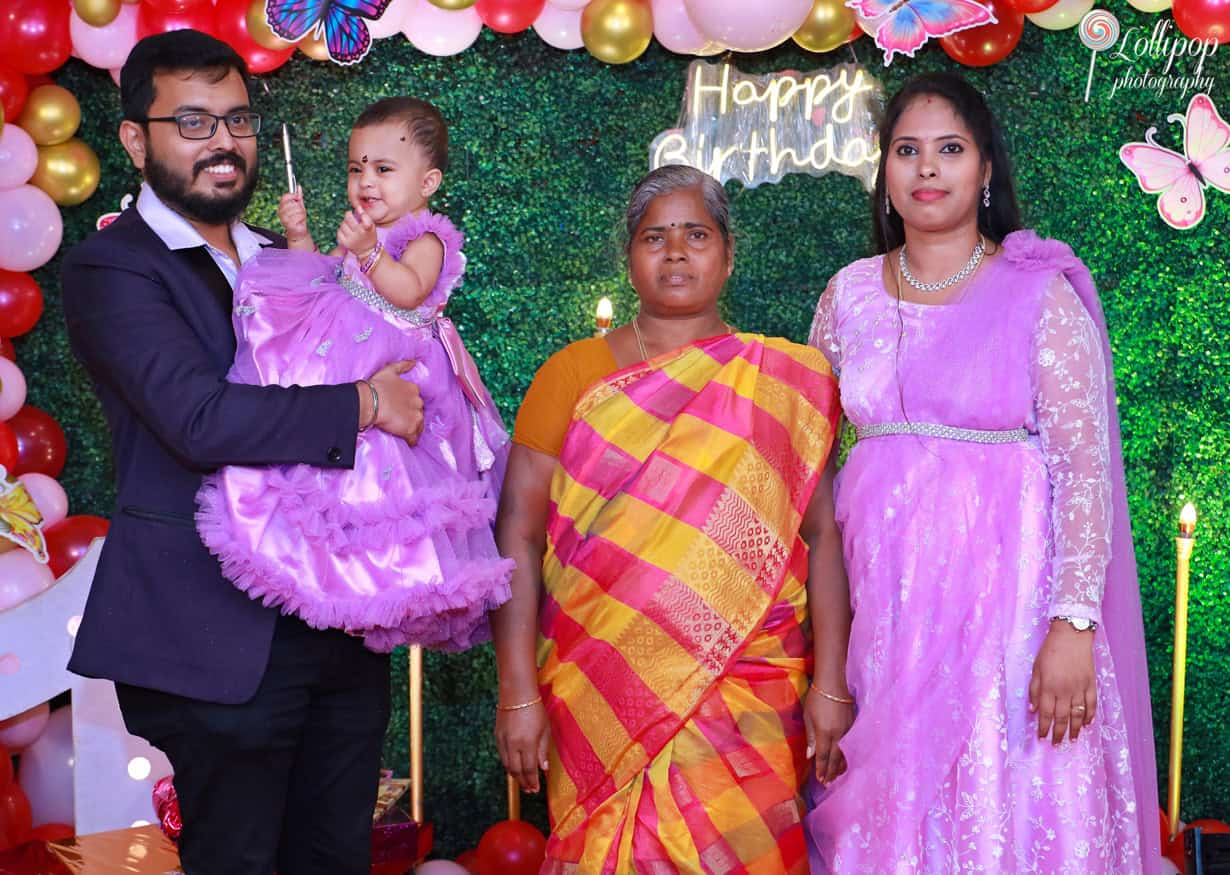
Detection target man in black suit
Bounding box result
[61,30,422,875]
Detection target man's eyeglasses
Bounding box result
[141,111,262,140]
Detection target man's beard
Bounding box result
[144,144,259,226]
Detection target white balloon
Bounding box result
[415,862,470,874]
[403,0,483,56]
[533,3,583,49]
[368,0,412,39]
[1159,858,1182,875]
[652,0,707,54]
[1126,0,1171,10]
[16,705,75,828]
[1027,0,1094,30]
[548,0,591,10]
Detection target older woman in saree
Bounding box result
[490,165,850,874]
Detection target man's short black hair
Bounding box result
[120,30,250,122]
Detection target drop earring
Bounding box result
[885,193,891,215]
[982,184,991,208]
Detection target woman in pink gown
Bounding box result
[803,73,1159,874]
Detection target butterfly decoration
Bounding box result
[0,467,48,563]
[264,0,394,66]
[1119,93,1230,231]
[846,0,996,66]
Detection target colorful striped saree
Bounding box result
[538,333,840,874]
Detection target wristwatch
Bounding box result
[1051,615,1098,632]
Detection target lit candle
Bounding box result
[1167,502,1197,840]
[595,297,613,336]
[281,123,297,194]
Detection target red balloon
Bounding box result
[1005,0,1057,11]
[213,0,294,74]
[0,781,32,851]
[29,823,74,842]
[475,0,546,33]
[45,515,110,577]
[0,421,16,473]
[476,820,546,875]
[456,849,480,874]
[137,1,218,40]
[939,0,1023,66]
[0,67,28,121]
[0,338,14,362]
[0,273,44,339]
[0,742,11,788]
[1173,0,1230,44]
[143,0,212,11]
[6,405,66,478]
[0,0,72,75]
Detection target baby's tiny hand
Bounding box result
[278,191,310,243]
[337,208,378,257]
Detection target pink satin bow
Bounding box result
[435,315,488,411]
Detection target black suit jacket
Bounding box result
[62,208,360,704]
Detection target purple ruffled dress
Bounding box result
[196,211,513,652]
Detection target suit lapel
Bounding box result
[172,246,238,362]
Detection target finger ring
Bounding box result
[1072,705,1087,712]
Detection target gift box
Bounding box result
[0,824,183,874]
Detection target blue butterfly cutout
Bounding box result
[265,0,394,66]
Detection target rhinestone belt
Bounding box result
[855,422,1030,444]
[337,267,435,327]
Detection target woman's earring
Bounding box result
[982,184,991,208]
[885,193,891,215]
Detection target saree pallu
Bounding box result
[537,333,840,875]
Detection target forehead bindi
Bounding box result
[894,98,971,142]
[638,188,713,232]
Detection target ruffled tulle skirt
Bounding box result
[196,249,513,652]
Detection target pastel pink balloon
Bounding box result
[0,549,55,612]
[367,0,411,39]
[16,705,75,828]
[0,124,39,191]
[0,186,63,273]
[547,0,590,9]
[0,702,51,752]
[651,0,707,53]
[533,2,583,48]
[682,0,813,51]
[404,1,483,55]
[69,3,139,70]
[416,862,470,875]
[18,473,68,527]
[0,356,27,420]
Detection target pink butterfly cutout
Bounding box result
[846,0,996,66]
[1119,93,1230,231]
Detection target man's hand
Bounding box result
[359,361,424,445]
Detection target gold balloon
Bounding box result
[72,0,121,27]
[17,85,82,146]
[297,30,332,60]
[246,0,295,50]
[31,138,101,206]
[581,0,652,64]
[792,0,855,53]
[426,0,477,8]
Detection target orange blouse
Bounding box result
[511,336,619,458]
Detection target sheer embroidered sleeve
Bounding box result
[808,277,841,376]
[1033,272,1113,625]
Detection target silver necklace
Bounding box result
[899,237,985,293]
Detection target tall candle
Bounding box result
[1167,502,1196,840]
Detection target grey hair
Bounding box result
[624,165,731,252]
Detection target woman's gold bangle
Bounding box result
[497,696,542,712]
[810,682,855,705]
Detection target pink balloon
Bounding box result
[109,67,121,87]
[0,703,51,752]
[69,3,139,70]
[16,705,74,829]
[682,0,813,50]
[403,0,483,56]
[367,0,411,39]
[416,862,471,875]
[18,473,67,526]
[0,124,39,191]
[0,356,27,420]
[651,0,707,53]
[0,549,54,612]
[533,2,582,48]
[547,0,590,9]
[0,185,63,273]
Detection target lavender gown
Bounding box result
[804,231,1159,874]
[196,211,513,653]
